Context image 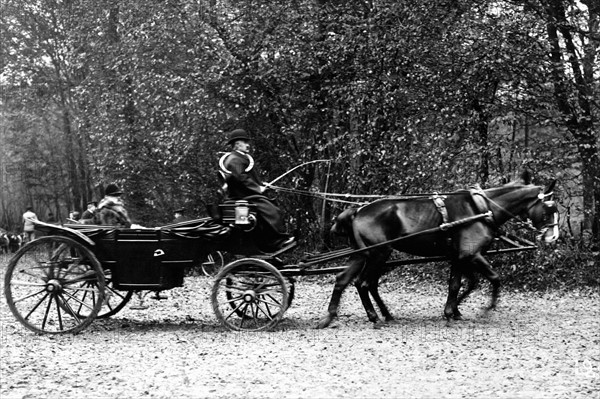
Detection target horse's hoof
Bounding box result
[373,320,385,329]
[453,314,465,321]
[316,316,332,329]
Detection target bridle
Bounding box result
[482,188,559,241]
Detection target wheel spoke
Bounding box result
[57,293,83,323]
[255,295,283,309]
[254,302,274,321]
[218,294,244,306]
[9,280,46,287]
[61,289,97,312]
[224,300,246,321]
[54,295,64,331]
[24,291,51,320]
[13,288,47,304]
[41,294,54,330]
[62,271,98,285]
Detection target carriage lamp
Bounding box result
[234,201,251,225]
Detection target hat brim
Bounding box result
[227,137,250,145]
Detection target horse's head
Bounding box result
[524,180,559,243]
[331,207,358,237]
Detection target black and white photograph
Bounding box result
[0,1,598,398]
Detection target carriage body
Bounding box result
[3,204,295,334]
[73,227,206,290]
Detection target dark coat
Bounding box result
[94,197,132,228]
[222,151,289,244]
[223,151,263,199]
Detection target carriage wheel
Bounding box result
[201,251,225,277]
[62,268,133,319]
[4,236,105,334]
[211,258,288,331]
[223,273,295,317]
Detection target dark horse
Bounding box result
[317,173,558,329]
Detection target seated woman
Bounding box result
[92,183,132,228]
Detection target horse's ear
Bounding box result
[545,180,557,194]
[519,170,532,185]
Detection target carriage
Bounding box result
[3,178,558,335]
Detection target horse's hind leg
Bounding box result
[354,278,379,324]
[472,253,500,310]
[316,255,365,329]
[369,278,394,322]
[354,249,393,326]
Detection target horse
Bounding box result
[317,172,559,329]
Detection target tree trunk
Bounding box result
[544,0,599,243]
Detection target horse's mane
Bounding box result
[484,183,541,199]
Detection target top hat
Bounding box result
[174,208,185,214]
[227,129,250,145]
[105,183,123,196]
[87,200,98,206]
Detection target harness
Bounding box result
[429,187,497,241]
[469,185,495,225]
[431,193,449,224]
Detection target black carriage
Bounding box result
[4,201,300,334]
[4,185,551,335]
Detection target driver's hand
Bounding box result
[260,182,272,193]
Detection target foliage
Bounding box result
[389,240,599,291]
[0,0,598,244]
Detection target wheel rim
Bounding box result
[4,236,105,334]
[62,269,133,319]
[201,251,225,277]
[211,259,288,331]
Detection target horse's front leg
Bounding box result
[316,255,365,329]
[444,259,464,320]
[369,278,394,323]
[457,268,479,306]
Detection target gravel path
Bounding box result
[1,257,599,399]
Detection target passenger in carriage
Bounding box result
[80,200,98,222]
[92,183,132,228]
[220,128,295,250]
[172,208,191,224]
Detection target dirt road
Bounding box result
[1,259,598,398]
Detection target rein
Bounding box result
[269,183,471,205]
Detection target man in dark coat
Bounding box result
[220,129,294,249]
